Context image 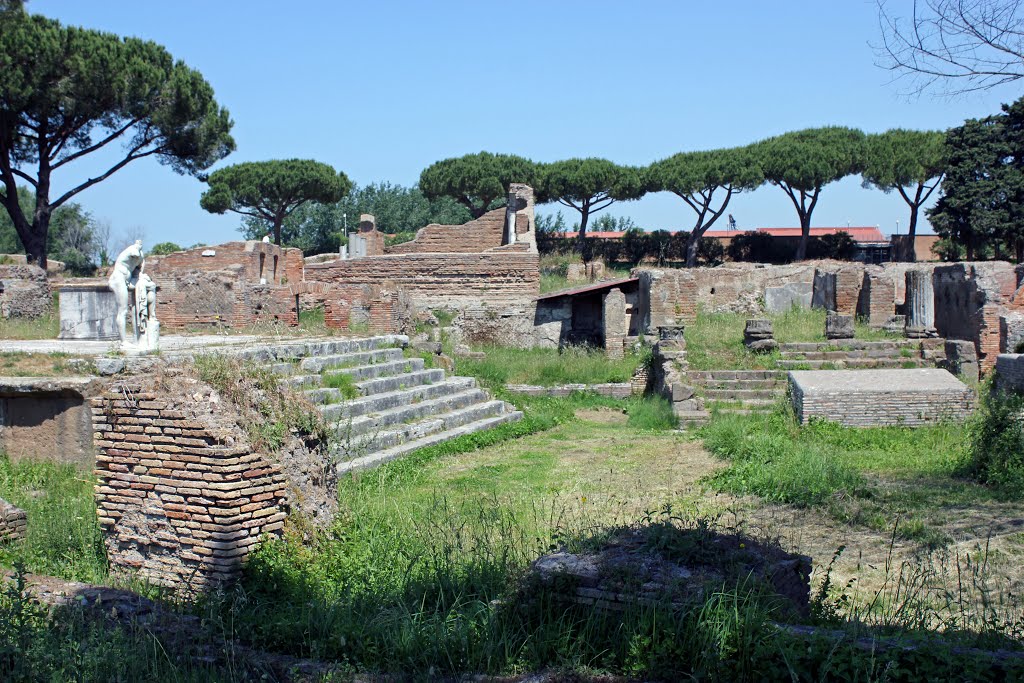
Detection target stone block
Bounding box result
[1001,313,1024,354]
[789,369,974,427]
[58,281,120,340]
[744,319,773,338]
[882,315,906,334]
[944,340,980,383]
[747,339,779,353]
[764,282,812,313]
[825,313,854,340]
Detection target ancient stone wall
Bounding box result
[856,266,897,326]
[387,209,507,254]
[933,262,1020,371]
[0,264,50,318]
[323,284,415,335]
[147,242,299,329]
[636,263,817,330]
[305,252,540,311]
[91,379,287,591]
[0,377,99,468]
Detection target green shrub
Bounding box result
[964,386,1024,493]
[321,371,360,399]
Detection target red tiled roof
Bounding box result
[555,227,888,243]
[534,277,639,301]
[559,231,628,239]
[754,227,887,242]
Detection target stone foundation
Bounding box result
[789,369,974,427]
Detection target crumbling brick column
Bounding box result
[91,383,288,591]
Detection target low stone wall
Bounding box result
[789,369,974,427]
[91,379,288,591]
[0,264,50,319]
[0,498,27,542]
[0,377,100,468]
[506,383,633,398]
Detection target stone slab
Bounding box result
[764,282,812,313]
[58,282,120,340]
[789,368,974,427]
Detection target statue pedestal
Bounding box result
[58,281,120,340]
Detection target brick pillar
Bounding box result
[91,383,288,592]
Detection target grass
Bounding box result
[321,370,360,399]
[0,351,93,376]
[0,455,107,583]
[538,254,632,294]
[699,405,996,545]
[0,299,59,340]
[456,344,646,388]
[685,308,904,371]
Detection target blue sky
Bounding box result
[30,0,1017,247]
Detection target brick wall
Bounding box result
[0,498,27,543]
[91,381,288,591]
[305,252,539,310]
[857,266,896,326]
[322,284,414,334]
[387,208,506,254]
[147,242,299,329]
[933,262,1020,371]
[152,271,298,329]
[147,241,288,284]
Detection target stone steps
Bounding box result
[779,349,918,360]
[675,410,711,429]
[336,400,510,454]
[335,388,489,437]
[687,370,786,381]
[703,388,781,401]
[777,358,930,370]
[777,340,914,353]
[336,411,523,475]
[265,336,519,473]
[299,347,405,373]
[692,378,787,390]
[316,377,478,419]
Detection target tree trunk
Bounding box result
[575,205,591,253]
[795,213,810,261]
[685,232,700,268]
[903,206,919,262]
[273,217,283,245]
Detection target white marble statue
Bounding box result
[108,240,159,350]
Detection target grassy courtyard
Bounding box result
[2,341,1024,679]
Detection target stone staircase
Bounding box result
[687,370,788,416]
[269,336,522,473]
[776,340,934,370]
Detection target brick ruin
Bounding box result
[145,241,305,329]
[305,184,539,317]
[0,264,51,319]
[635,259,1024,372]
[91,376,288,590]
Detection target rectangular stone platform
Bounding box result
[789,369,974,427]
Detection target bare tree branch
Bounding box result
[876,0,1024,96]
